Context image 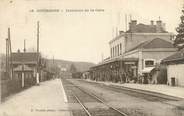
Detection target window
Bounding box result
[120,43,122,55]
[117,44,119,56]
[113,47,115,57]
[115,46,117,57]
[112,47,113,57]
[145,60,154,67]
[110,48,112,58]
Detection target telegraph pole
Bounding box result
[36,21,40,85]
[5,38,8,77]
[37,21,39,55]
[8,28,13,80]
[53,55,54,64]
[24,39,26,52]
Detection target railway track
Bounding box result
[73,93,92,116]
[81,80,182,102]
[62,79,128,116]
[77,79,184,111]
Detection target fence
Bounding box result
[0,71,54,102]
[0,72,36,102]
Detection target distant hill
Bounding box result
[47,59,95,72]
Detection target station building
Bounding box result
[90,20,177,83]
[162,49,184,86]
[12,50,47,87]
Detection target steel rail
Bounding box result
[82,80,182,101]
[80,80,183,109]
[75,84,128,116]
[72,93,92,116]
[66,80,128,116]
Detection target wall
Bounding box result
[123,50,142,75]
[109,32,173,60]
[1,78,22,101]
[142,50,176,64]
[125,33,173,52]
[167,64,184,86]
[124,50,139,58]
[109,36,124,58]
[123,49,176,75]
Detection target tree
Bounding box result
[69,63,77,73]
[174,7,184,50]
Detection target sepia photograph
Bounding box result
[0,0,184,116]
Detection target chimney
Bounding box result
[131,20,137,26]
[119,31,124,35]
[156,20,162,26]
[156,20,163,33]
[17,49,20,53]
[162,23,166,31]
[129,20,137,32]
[150,20,154,25]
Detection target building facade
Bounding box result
[12,51,46,87]
[162,49,184,86]
[90,20,176,83]
[109,20,174,59]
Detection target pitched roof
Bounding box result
[162,49,184,63]
[127,23,167,33]
[127,38,175,52]
[12,52,39,63]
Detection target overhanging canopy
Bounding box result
[14,65,33,72]
[142,67,155,73]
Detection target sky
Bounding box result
[0,0,183,64]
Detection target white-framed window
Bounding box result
[144,59,156,68]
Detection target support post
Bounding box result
[22,72,24,88]
[36,21,40,85]
[120,60,123,83]
[0,56,1,103]
[8,28,13,80]
[22,64,25,88]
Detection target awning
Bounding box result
[121,58,139,62]
[14,64,33,72]
[142,67,155,73]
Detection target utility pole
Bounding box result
[22,39,26,87]
[24,39,26,52]
[8,28,13,80]
[36,21,40,85]
[37,21,39,55]
[5,38,8,77]
[5,34,11,80]
[0,51,2,104]
[129,14,133,41]
[53,55,54,64]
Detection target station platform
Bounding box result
[0,78,72,116]
[85,79,184,99]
